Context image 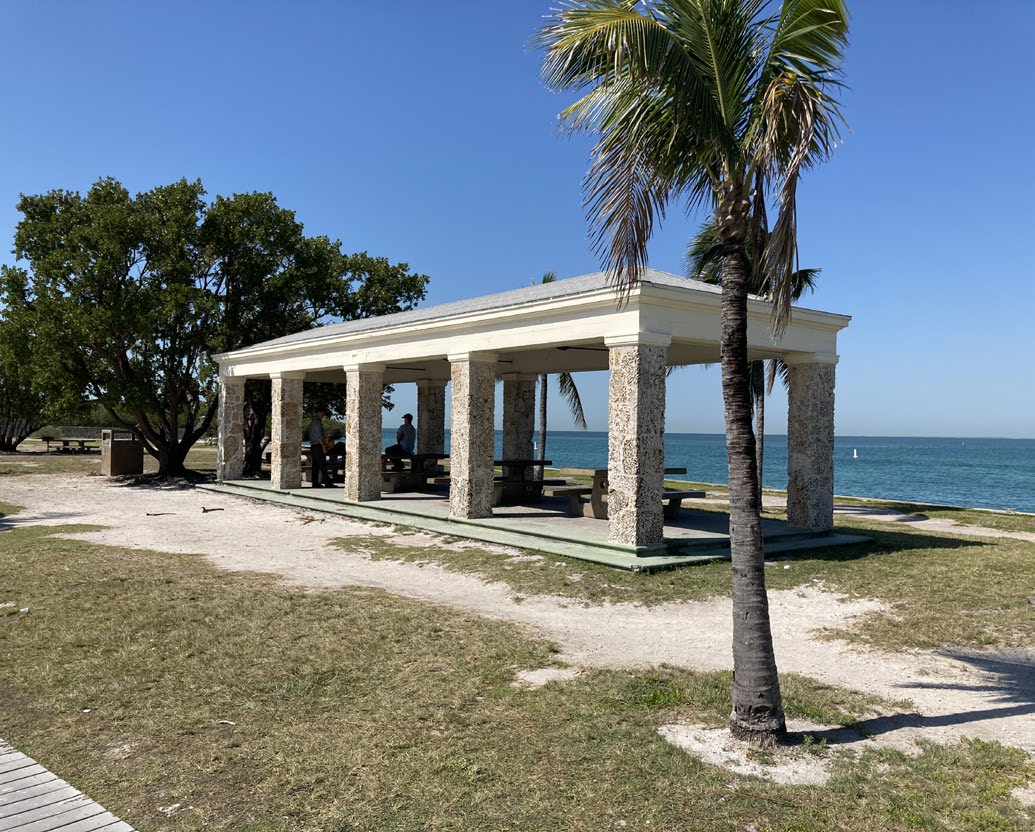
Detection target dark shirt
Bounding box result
[397,422,416,453]
[309,417,325,446]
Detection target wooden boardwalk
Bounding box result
[0,741,135,832]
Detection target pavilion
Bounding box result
[212,270,849,556]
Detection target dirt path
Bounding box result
[3,475,1033,761]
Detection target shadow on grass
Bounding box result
[796,648,1035,747]
[777,524,992,566]
[796,701,1035,749]
[923,648,1035,707]
[1,508,93,531]
[110,471,215,488]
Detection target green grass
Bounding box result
[1,440,218,477]
[345,517,1035,654]
[833,496,1035,534]
[2,520,1032,831]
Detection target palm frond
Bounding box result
[683,221,725,282]
[748,0,848,334]
[557,371,588,430]
[538,1,731,289]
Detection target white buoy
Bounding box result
[853,448,858,459]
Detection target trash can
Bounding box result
[101,429,144,476]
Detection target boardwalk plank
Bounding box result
[0,783,73,816]
[0,760,35,779]
[0,774,51,794]
[0,785,82,820]
[44,817,128,832]
[0,740,135,832]
[0,798,101,832]
[0,774,59,797]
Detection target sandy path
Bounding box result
[2,474,1033,759]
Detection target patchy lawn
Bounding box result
[2,520,1032,831]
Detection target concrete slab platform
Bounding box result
[201,480,868,572]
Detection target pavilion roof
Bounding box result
[247,269,722,352]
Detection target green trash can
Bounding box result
[101,429,144,476]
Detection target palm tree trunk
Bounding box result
[752,360,765,506]
[719,244,786,746]
[537,373,548,481]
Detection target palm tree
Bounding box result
[685,221,819,503]
[538,0,848,745]
[535,273,588,476]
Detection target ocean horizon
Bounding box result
[380,428,1035,514]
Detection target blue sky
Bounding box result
[1,1,1032,438]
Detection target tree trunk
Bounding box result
[537,373,548,481]
[242,380,272,476]
[752,360,765,506]
[719,240,786,746]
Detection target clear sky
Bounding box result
[1,1,1032,438]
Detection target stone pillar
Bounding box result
[216,376,246,481]
[448,352,497,519]
[786,357,837,529]
[605,335,670,547]
[270,372,304,490]
[345,363,384,502]
[502,373,536,479]
[416,379,447,455]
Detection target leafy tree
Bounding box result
[202,193,425,473]
[685,220,819,501]
[538,0,848,744]
[0,306,57,451]
[534,272,587,474]
[1,178,428,476]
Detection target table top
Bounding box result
[495,459,553,467]
[591,467,687,477]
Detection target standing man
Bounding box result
[384,413,416,471]
[308,408,335,488]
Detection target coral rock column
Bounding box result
[786,355,837,529]
[449,352,496,519]
[216,375,246,481]
[270,371,304,490]
[501,373,536,480]
[344,363,385,502]
[416,379,447,457]
[605,334,670,548]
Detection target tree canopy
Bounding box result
[0,177,428,475]
[0,305,57,451]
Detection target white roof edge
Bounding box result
[215,269,849,363]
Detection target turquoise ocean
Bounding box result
[382,429,1035,513]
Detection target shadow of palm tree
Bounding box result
[0,509,91,531]
[790,647,1035,747]
[776,524,991,567]
[927,648,1035,706]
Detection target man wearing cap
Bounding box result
[384,413,416,472]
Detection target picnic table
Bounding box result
[57,438,98,453]
[545,467,705,519]
[492,459,558,505]
[381,453,450,493]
